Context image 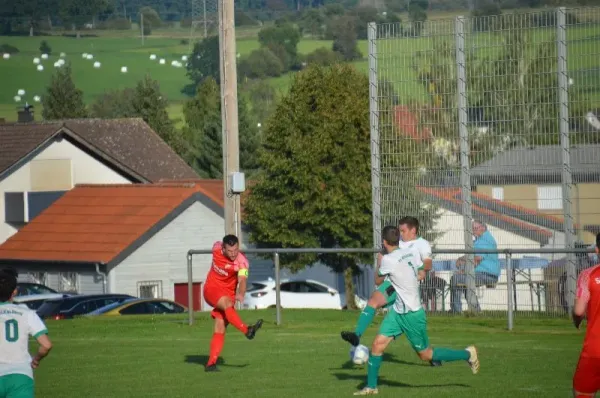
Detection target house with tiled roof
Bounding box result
[0,182,224,310]
[470,144,600,245]
[0,118,198,245]
[417,186,568,260]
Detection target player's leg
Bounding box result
[214,295,263,339]
[341,281,395,347]
[401,309,479,373]
[2,374,34,398]
[205,311,228,372]
[573,355,600,398]
[354,309,401,395]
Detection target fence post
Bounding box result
[368,21,381,272]
[455,15,477,312]
[274,252,282,326]
[187,253,194,326]
[557,7,577,314]
[506,252,514,331]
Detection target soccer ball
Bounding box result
[350,344,370,366]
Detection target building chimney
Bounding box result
[17,103,34,123]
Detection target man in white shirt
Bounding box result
[0,271,53,397]
[341,217,433,348]
[353,226,479,396]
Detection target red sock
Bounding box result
[207,332,225,366]
[224,307,248,334]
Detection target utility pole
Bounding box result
[140,12,144,46]
[218,0,242,239]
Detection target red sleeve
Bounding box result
[577,269,591,306]
[212,241,222,255]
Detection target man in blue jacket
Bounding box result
[450,221,499,313]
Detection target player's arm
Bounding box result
[417,269,427,281]
[375,256,391,286]
[28,312,52,368]
[573,270,590,329]
[235,255,249,303]
[420,243,433,272]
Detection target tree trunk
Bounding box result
[344,266,358,310]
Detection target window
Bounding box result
[303,282,329,293]
[537,186,562,210]
[247,283,267,292]
[137,281,162,299]
[58,273,78,293]
[120,303,150,315]
[492,187,504,201]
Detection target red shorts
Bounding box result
[203,284,234,320]
[573,355,600,394]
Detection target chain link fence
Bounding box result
[369,6,600,315]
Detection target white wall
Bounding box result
[108,201,224,310]
[0,139,132,243]
[431,208,544,260]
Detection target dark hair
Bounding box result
[2,267,17,279]
[398,216,419,234]
[223,234,239,247]
[382,225,400,247]
[0,271,17,302]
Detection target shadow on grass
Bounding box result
[331,353,431,370]
[184,355,248,368]
[332,372,470,389]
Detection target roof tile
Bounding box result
[0,118,199,182]
[0,182,221,264]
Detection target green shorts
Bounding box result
[0,374,34,398]
[376,280,397,308]
[378,308,429,352]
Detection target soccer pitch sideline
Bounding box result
[34,309,581,397]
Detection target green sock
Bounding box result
[432,347,470,362]
[367,354,383,389]
[354,306,376,337]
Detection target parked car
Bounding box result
[243,278,344,310]
[16,283,58,296]
[36,294,135,320]
[87,298,187,316]
[13,293,76,310]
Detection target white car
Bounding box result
[13,293,76,310]
[243,278,345,310]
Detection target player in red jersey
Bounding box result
[572,232,600,398]
[203,234,263,372]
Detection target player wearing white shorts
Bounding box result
[0,271,52,398]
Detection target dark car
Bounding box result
[36,294,135,320]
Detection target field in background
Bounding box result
[1,8,598,125]
[34,309,581,397]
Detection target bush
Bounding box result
[305,48,342,67]
[98,17,132,30]
[39,40,51,55]
[180,17,192,28]
[0,44,19,54]
[238,48,284,79]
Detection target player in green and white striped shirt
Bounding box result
[353,226,479,396]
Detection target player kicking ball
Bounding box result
[571,233,600,398]
[353,226,479,396]
[0,270,53,397]
[341,216,441,366]
[203,234,263,372]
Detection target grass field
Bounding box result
[32,309,582,397]
[0,18,598,125]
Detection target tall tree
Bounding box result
[243,64,372,309]
[131,75,185,156]
[183,77,260,178]
[42,63,87,120]
[186,35,220,88]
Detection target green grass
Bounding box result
[0,21,599,125]
[32,309,582,397]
